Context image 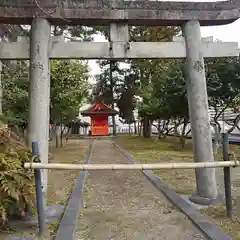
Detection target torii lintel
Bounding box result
[0,0,239,26]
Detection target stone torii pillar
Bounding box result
[28,18,51,201]
[109,23,129,136]
[183,20,218,205]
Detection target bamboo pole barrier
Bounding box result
[24,160,240,171]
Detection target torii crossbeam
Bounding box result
[0,35,239,60]
[0,0,240,26]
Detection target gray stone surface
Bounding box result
[144,172,232,240]
[189,192,225,206]
[9,204,64,227]
[0,40,239,60]
[76,139,207,240]
[114,141,232,240]
[44,204,65,223]
[7,204,64,240]
[27,18,51,198]
[7,236,35,240]
[0,0,239,25]
[180,195,208,210]
[183,20,218,201]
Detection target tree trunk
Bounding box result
[180,136,186,149]
[212,123,221,154]
[174,122,179,137]
[65,127,71,143]
[112,115,116,136]
[60,127,64,148]
[157,119,162,139]
[137,120,140,135]
[55,131,59,148]
[60,116,66,148]
[49,128,52,141]
[60,132,63,147]
[179,119,188,149]
[143,116,150,138]
[128,124,131,135]
[137,118,140,135]
[109,61,116,136]
[134,121,137,134]
[138,120,143,136]
[55,125,61,148]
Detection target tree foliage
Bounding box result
[1,59,90,126]
[2,61,29,126]
[206,57,240,119]
[50,60,90,125]
[137,56,240,146]
[96,26,180,127]
[117,84,137,124]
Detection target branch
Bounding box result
[152,123,158,129]
[167,124,179,134]
[185,128,191,136]
[227,114,240,134]
[180,118,189,137]
[210,119,221,132]
[213,105,228,122]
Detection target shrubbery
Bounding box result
[0,128,35,228]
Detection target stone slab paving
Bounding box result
[76,139,206,240]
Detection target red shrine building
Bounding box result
[81,102,118,136]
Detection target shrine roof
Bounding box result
[81,102,118,116]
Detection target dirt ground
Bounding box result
[0,139,90,240]
[47,139,90,237]
[47,139,90,205]
[115,135,240,240]
[76,138,206,240]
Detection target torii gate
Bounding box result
[0,0,240,205]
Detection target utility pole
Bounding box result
[109,61,116,136]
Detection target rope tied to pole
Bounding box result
[30,155,41,169]
[20,155,40,169]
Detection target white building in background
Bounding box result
[151,107,240,136]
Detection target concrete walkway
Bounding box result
[76,139,206,240]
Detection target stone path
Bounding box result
[76,139,206,240]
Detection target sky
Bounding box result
[88,0,240,81]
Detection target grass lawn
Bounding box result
[115,134,240,240]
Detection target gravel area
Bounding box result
[76,139,206,240]
[215,166,240,216]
